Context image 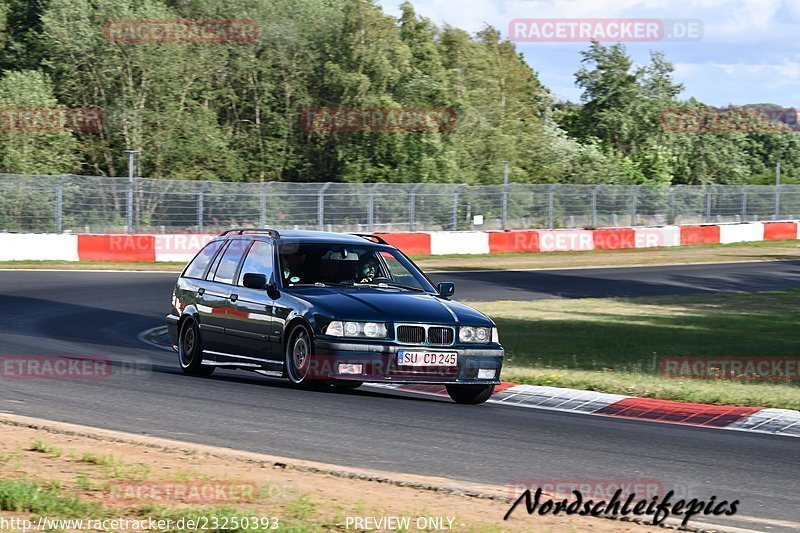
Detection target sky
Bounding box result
[376,0,800,107]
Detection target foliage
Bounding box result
[0,1,792,184]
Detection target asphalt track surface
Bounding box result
[0,263,798,532]
[440,259,800,301]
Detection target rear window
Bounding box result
[183,240,223,279]
[211,240,251,285]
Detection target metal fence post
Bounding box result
[318,182,332,230]
[775,184,781,220]
[197,182,207,232]
[668,186,677,225]
[591,185,601,227]
[126,180,134,232]
[547,185,559,229]
[125,150,136,232]
[409,183,422,231]
[452,184,465,231]
[705,185,713,223]
[741,185,749,221]
[260,182,272,227]
[55,175,66,233]
[367,183,379,231]
[501,160,509,230]
[630,184,641,226]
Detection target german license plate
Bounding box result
[397,351,457,367]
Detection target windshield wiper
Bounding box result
[352,281,425,292]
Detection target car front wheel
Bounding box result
[286,325,313,384]
[178,318,215,376]
[445,384,494,405]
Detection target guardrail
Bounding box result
[1,221,797,261]
[2,174,799,233]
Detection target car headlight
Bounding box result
[459,326,493,343]
[325,320,388,339]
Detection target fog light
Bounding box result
[478,368,496,379]
[338,363,363,375]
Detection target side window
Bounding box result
[237,241,274,286]
[205,242,229,281]
[211,240,250,285]
[183,240,223,279]
[380,251,422,288]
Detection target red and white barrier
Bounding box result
[2,221,799,262]
[0,233,79,261]
[429,231,489,255]
[718,222,764,244]
[634,226,681,248]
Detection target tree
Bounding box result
[0,70,78,173]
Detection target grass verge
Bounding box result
[0,423,628,532]
[416,239,800,271]
[471,289,800,409]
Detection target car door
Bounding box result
[192,241,230,353]
[199,239,249,357]
[225,240,282,372]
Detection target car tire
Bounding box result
[286,324,315,385]
[178,318,215,376]
[330,380,363,390]
[445,384,494,405]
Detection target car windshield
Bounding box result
[278,242,434,292]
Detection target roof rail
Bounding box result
[219,228,281,239]
[352,233,388,245]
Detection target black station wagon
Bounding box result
[166,229,504,404]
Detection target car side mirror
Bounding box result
[243,273,268,290]
[437,282,455,297]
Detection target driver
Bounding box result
[356,257,378,283]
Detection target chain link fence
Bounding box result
[1,174,799,233]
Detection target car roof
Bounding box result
[224,230,386,246]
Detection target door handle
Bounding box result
[229,293,238,302]
[197,288,205,296]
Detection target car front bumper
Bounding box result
[312,339,504,384]
[166,313,180,351]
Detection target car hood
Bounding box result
[291,287,493,325]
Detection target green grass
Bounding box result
[471,289,800,409]
[74,474,94,491]
[78,452,150,480]
[412,239,800,270]
[79,452,116,466]
[0,480,104,517]
[29,439,61,458]
[138,501,332,532]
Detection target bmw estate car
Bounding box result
[166,229,504,404]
